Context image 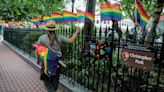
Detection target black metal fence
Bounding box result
[3,27,164,92]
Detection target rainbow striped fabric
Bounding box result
[34,44,59,76]
[0,20,5,23]
[135,0,150,28]
[100,3,122,21]
[63,11,77,22]
[32,18,41,25]
[43,15,51,23]
[77,9,95,22]
[51,12,63,22]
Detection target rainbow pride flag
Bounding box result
[100,3,122,21]
[77,9,95,22]
[32,18,40,25]
[0,20,5,23]
[34,44,59,76]
[63,11,77,22]
[135,0,150,28]
[51,12,63,22]
[43,15,51,23]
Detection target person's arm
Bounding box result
[68,27,81,44]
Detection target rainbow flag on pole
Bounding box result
[43,15,51,23]
[77,9,95,22]
[100,3,122,21]
[63,11,77,22]
[51,12,63,22]
[32,18,41,25]
[0,20,5,23]
[135,0,150,28]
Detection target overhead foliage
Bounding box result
[0,0,66,21]
[120,0,156,22]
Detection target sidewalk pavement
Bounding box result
[0,41,63,92]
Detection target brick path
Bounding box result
[0,41,63,92]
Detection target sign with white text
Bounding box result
[121,48,155,70]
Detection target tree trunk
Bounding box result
[83,0,96,50]
[145,0,164,46]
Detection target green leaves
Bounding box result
[0,0,65,21]
[119,0,156,21]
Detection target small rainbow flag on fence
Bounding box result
[100,3,122,21]
[51,12,63,22]
[135,0,150,28]
[34,44,59,76]
[43,15,51,23]
[63,11,77,22]
[0,20,5,23]
[32,18,41,25]
[77,9,95,22]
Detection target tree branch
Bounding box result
[145,0,152,12]
[127,0,135,22]
[127,7,134,21]
[132,6,135,22]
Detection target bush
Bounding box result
[21,31,45,56]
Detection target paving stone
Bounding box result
[0,42,47,92]
[0,41,65,92]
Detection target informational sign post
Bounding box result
[121,48,155,70]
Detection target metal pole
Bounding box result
[72,0,75,13]
[155,33,164,91]
[71,0,75,84]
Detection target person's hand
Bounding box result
[32,42,38,47]
[32,44,36,47]
[97,40,104,44]
[75,27,81,34]
[32,43,41,48]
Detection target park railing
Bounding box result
[3,27,164,92]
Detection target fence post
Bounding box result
[16,30,18,48]
[18,31,20,49]
[155,33,164,91]
[29,30,31,57]
[107,20,117,92]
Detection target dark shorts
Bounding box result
[40,65,61,92]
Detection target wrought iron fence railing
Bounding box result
[3,27,164,92]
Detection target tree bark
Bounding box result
[145,0,164,46]
[83,0,96,50]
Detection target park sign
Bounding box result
[121,48,155,70]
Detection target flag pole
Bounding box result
[76,9,80,32]
[134,0,138,43]
[134,0,137,25]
